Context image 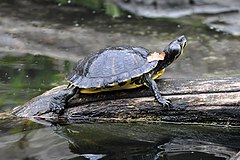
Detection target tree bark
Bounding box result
[13,77,240,126]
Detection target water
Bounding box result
[0,54,71,112]
[0,122,240,159]
[0,0,240,159]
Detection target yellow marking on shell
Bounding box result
[109,83,117,86]
[152,69,165,80]
[79,79,143,94]
[108,78,129,86]
[70,69,164,94]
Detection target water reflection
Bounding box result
[0,122,239,160]
[54,124,240,159]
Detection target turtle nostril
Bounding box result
[177,35,185,42]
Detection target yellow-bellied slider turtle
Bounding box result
[50,35,187,114]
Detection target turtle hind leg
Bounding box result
[143,74,171,108]
[49,87,77,114]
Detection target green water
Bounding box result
[0,54,72,112]
[0,0,240,159]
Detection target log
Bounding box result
[12,77,240,126]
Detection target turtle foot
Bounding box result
[48,87,77,115]
[155,97,173,109]
[49,97,66,115]
[160,98,172,108]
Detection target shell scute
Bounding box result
[68,46,157,88]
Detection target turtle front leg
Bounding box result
[143,74,171,108]
[49,87,77,114]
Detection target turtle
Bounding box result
[50,35,187,114]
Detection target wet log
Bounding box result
[13,77,240,126]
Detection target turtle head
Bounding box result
[163,35,187,66]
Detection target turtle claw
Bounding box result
[160,98,172,109]
[154,96,172,109]
[166,98,172,103]
[50,105,64,115]
[49,99,65,115]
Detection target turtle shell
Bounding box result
[68,46,158,88]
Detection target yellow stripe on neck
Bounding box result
[152,69,165,80]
